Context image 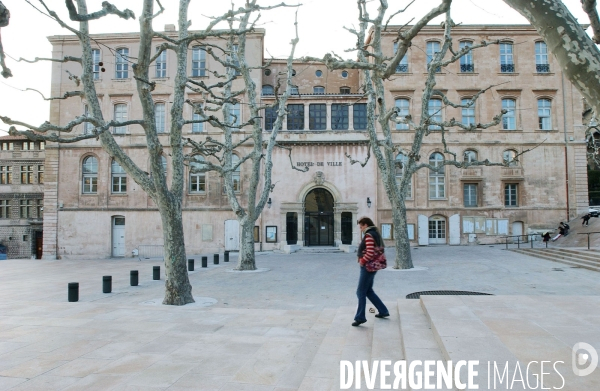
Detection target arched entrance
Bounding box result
[304,188,334,246]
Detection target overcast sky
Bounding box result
[0,0,591,135]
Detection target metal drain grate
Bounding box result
[406,290,493,299]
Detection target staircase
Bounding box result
[510,248,600,272]
[298,246,344,254]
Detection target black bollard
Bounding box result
[224,251,229,263]
[102,276,112,293]
[68,282,79,302]
[153,266,160,280]
[188,259,194,271]
[202,256,207,268]
[130,270,138,286]
[214,253,219,265]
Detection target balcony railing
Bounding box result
[395,64,408,73]
[500,63,515,73]
[536,64,550,73]
[460,63,474,73]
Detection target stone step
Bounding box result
[548,248,600,263]
[397,299,451,390]
[511,249,600,272]
[298,247,344,254]
[526,249,600,267]
[419,295,600,390]
[298,306,373,390]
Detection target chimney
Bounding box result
[164,24,176,32]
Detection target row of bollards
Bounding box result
[68,252,230,302]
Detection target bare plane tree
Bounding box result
[0,0,295,303]
[305,0,526,269]
[185,4,299,271]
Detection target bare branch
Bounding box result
[8,126,103,143]
[25,88,84,101]
[276,144,309,172]
[65,0,135,22]
[12,55,82,64]
[582,0,600,44]
[345,142,372,167]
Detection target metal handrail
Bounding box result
[577,232,600,250]
[137,245,164,261]
[502,234,544,249]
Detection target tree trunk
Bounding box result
[391,201,413,269]
[503,0,600,116]
[160,201,194,305]
[236,219,257,271]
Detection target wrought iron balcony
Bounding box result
[395,64,408,73]
[500,63,515,73]
[460,63,474,73]
[536,64,550,73]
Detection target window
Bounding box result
[225,155,241,193]
[395,99,410,130]
[264,69,271,76]
[82,156,98,194]
[503,149,518,166]
[155,47,167,78]
[461,98,475,126]
[192,46,206,77]
[115,48,129,79]
[315,70,322,77]
[92,49,101,80]
[1,142,13,151]
[464,184,478,207]
[22,142,34,151]
[264,104,278,131]
[192,104,204,133]
[0,200,9,218]
[501,99,516,130]
[340,87,351,94]
[341,71,348,78]
[429,152,445,199]
[262,85,274,96]
[331,104,348,130]
[393,42,409,73]
[21,165,33,184]
[20,200,33,218]
[161,155,167,174]
[290,86,299,95]
[538,98,552,130]
[395,154,412,198]
[228,103,241,128]
[230,44,240,76]
[535,42,550,73]
[505,183,518,207]
[155,102,166,133]
[36,199,43,218]
[287,104,304,130]
[353,103,367,130]
[459,41,474,73]
[426,41,441,72]
[313,86,325,94]
[111,160,126,194]
[463,150,477,163]
[84,104,94,135]
[309,104,327,130]
[113,104,128,134]
[428,98,442,130]
[37,165,43,184]
[39,142,45,150]
[0,166,11,184]
[500,43,515,73]
[189,156,206,193]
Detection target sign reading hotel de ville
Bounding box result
[296,161,343,167]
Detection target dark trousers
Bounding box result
[354,266,389,322]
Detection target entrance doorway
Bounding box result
[35,231,43,259]
[304,188,334,246]
[112,216,125,257]
[428,215,446,244]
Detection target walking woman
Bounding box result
[353,217,389,326]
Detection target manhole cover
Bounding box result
[406,290,493,299]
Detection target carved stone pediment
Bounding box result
[313,171,325,185]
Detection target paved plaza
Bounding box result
[0,246,599,390]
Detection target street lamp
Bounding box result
[367,197,372,208]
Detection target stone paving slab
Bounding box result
[0,246,599,389]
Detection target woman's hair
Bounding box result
[358,217,375,227]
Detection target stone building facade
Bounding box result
[0,136,45,258]
[42,24,588,259]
